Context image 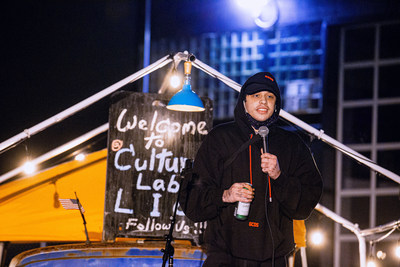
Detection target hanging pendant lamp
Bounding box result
[167,61,205,112]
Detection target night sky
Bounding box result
[1,1,145,174]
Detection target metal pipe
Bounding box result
[0,123,109,184]
[315,204,361,234]
[142,0,152,93]
[0,242,4,267]
[315,204,366,267]
[300,247,308,267]
[359,219,400,237]
[357,235,367,267]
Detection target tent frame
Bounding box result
[1,52,399,267]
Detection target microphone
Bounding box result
[258,126,272,202]
[258,126,269,153]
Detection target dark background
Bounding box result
[1,1,145,174]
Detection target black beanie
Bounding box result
[240,72,281,128]
[241,72,281,98]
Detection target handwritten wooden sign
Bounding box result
[103,92,212,242]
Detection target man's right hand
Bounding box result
[222,183,254,203]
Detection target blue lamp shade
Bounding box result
[167,84,205,112]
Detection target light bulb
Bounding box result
[75,153,85,161]
[366,259,377,267]
[170,74,181,88]
[23,161,36,175]
[395,244,400,259]
[376,250,386,260]
[310,230,324,246]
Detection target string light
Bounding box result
[23,161,36,175]
[376,250,386,260]
[310,230,324,246]
[366,259,377,267]
[170,73,181,88]
[22,143,36,175]
[395,241,400,259]
[170,57,181,89]
[75,153,86,161]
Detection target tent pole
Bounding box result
[0,242,5,266]
[0,123,109,184]
[315,204,366,267]
[142,0,151,93]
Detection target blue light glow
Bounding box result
[234,0,279,29]
[235,0,269,18]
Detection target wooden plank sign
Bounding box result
[103,92,212,242]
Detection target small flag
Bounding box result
[59,198,85,213]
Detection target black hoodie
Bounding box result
[180,72,323,261]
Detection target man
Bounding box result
[180,72,323,266]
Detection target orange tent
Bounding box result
[0,149,107,242]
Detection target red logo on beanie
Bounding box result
[265,75,274,82]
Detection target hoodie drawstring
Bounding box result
[249,134,253,185]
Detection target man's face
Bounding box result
[244,91,276,122]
